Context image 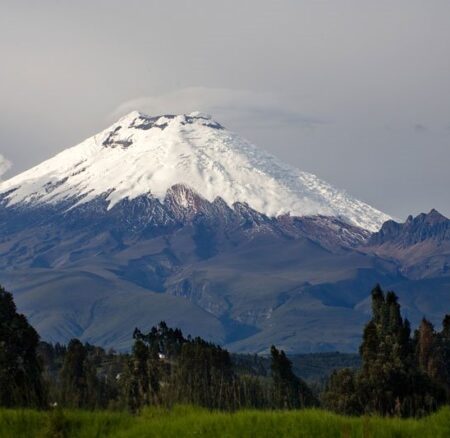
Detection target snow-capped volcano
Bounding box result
[0,111,390,231]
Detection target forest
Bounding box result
[1,283,450,436]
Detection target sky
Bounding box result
[1,0,449,220]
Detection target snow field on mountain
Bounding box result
[0,111,390,231]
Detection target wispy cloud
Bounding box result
[414,123,428,133]
[110,87,324,129]
[0,154,12,181]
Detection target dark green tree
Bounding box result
[173,338,235,409]
[270,345,316,409]
[0,285,46,407]
[124,328,163,411]
[325,285,446,417]
[60,339,88,408]
[439,315,450,398]
[322,368,362,415]
[416,319,442,379]
[59,339,104,409]
[371,283,385,324]
[415,318,448,402]
[442,315,450,338]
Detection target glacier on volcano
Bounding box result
[0,111,390,231]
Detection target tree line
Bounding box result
[323,285,450,417]
[0,285,316,411]
[0,283,449,417]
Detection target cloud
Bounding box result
[0,154,12,180]
[414,123,428,133]
[110,87,324,130]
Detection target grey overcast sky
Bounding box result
[1,0,449,219]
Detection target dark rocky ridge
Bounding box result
[0,184,368,268]
[364,209,450,279]
[368,209,450,247]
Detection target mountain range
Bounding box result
[0,112,448,353]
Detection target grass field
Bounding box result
[0,405,449,438]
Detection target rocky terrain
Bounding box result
[0,112,448,353]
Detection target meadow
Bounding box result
[1,405,449,438]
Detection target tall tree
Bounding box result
[0,285,46,407]
[59,339,103,408]
[60,339,88,408]
[416,317,449,400]
[439,315,450,398]
[173,338,235,409]
[322,368,362,415]
[416,319,436,375]
[270,345,316,409]
[325,285,446,417]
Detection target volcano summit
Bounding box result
[2,112,448,353]
[0,111,390,231]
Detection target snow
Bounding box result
[0,111,391,231]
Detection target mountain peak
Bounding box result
[118,110,213,123]
[0,112,390,231]
[408,209,448,227]
[368,209,450,247]
[105,111,224,144]
[426,208,448,223]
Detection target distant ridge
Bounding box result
[366,210,450,279]
[368,209,450,246]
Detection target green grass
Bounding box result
[0,405,449,438]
